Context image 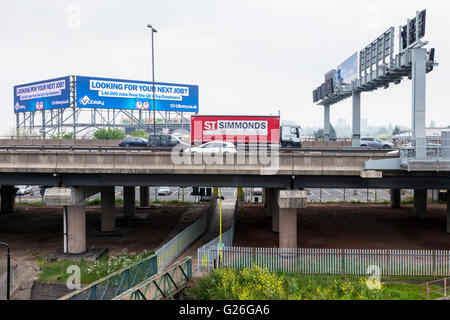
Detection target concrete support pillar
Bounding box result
[414,189,427,219]
[263,188,267,208]
[123,186,136,217]
[390,189,401,208]
[101,187,115,232]
[279,208,297,248]
[427,189,439,201]
[447,190,450,234]
[411,48,427,160]
[277,190,307,248]
[1,185,16,215]
[352,90,361,147]
[266,189,278,232]
[67,205,86,254]
[323,104,330,142]
[272,203,279,232]
[140,186,150,207]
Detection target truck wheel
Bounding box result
[285,142,294,148]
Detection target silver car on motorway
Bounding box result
[360,137,394,149]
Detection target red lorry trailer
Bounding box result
[190,115,281,145]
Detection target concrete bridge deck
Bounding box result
[0,150,393,176]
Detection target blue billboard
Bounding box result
[75,76,199,112]
[14,76,71,113]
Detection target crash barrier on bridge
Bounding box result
[199,247,450,277]
[59,253,158,300]
[155,199,217,272]
[301,140,352,147]
[0,139,121,147]
[113,256,192,300]
[197,201,238,272]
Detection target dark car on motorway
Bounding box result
[148,133,189,149]
[118,137,149,147]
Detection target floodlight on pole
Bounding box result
[147,24,157,143]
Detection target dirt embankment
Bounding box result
[234,203,450,250]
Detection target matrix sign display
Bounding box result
[14,76,71,113]
[76,76,199,112]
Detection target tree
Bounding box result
[429,120,436,128]
[130,129,148,139]
[93,128,126,140]
[330,125,337,140]
[315,125,336,141]
[392,125,401,136]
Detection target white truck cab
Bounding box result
[280,120,302,148]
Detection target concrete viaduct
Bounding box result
[0,149,448,254]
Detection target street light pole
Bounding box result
[0,242,10,300]
[147,24,157,144]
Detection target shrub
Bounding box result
[130,129,148,138]
[186,266,389,300]
[85,249,154,280]
[94,128,126,140]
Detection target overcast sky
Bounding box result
[1,0,449,135]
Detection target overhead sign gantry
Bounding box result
[312,9,437,163]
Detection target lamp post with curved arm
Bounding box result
[147,24,158,144]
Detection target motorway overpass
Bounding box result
[0,147,448,255]
[0,148,447,189]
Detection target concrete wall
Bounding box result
[0,150,393,176]
[301,141,352,147]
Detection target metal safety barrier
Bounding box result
[59,253,157,300]
[398,136,450,164]
[113,257,192,300]
[200,247,450,277]
[156,199,216,271]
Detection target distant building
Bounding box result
[336,118,346,129]
[361,118,368,133]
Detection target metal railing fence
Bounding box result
[200,247,450,277]
[398,136,450,164]
[156,199,216,271]
[197,201,238,271]
[59,253,158,300]
[113,256,192,300]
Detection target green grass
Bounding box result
[16,201,46,207]
[185,267,442,300]
[37,249,154,284]
[37,257,102,284]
